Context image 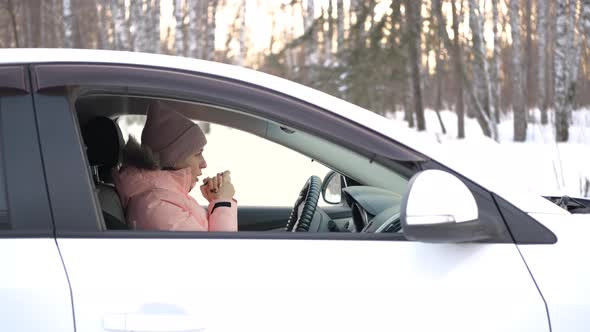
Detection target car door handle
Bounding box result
[104,313,205,332]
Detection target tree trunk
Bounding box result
[538,0,548,124]
[304,0,316,67]
[406,0,425,131]
[130,0,144,52]
[336,0,344,54]
[510,0,527,141]
[239,0,247,65]
[206,0,218,61]
[6,0,19,47]
[525,0,533,114]
[584,0,590,36]
[200,0,210,59]
[174,0,186,56]
[434,39,446,135]
[111,0,130,50]
[564,0,583,126]
[490,0,502,124]
[402,0,413,128]
[40,0,46,47]
[30,0,41,47]
[188,0,199,58]
[148,0,160,53]
[48,0,58,47]
[554,0,569,142]
[23,0,32,47]
[454,1,465,139]
[63,0,74,48]
[470,0,497,139]
[96,2,109,49]
[324,0,334,62]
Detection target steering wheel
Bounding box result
[285,176,322,232]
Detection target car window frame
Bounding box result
[0,65,54,237]
[31,62,517,243]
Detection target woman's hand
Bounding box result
[200,170,235,202]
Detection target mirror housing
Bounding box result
[401,170,492,243]
[321,171,342,204]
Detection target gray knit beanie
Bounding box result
[141,101,207,169]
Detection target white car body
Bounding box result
[0,49,586,332]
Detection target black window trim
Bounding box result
[0,65,54,237]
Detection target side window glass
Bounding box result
[118,116,332,207]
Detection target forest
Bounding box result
[1,0,589,142]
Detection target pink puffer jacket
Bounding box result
[113,166,237,231]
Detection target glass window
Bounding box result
[118,116,332,207]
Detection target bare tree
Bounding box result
[39,0,47,47]
[130,0,146,52]
[23,0,33,47]
[324,0,334,62]
[238,0,247,65]
[554,0,569,142]
[433,7,446,135]
[96,2,110,49]
[537,0,549,124]
[564,0,584,126]
[64,0,74,48]
[584,0,590,36]
[304,0,316,66]
[406,0,425,131]
[404,59,414,127]
[490,0,502,124]
[188,0,200,58]
[111,0,130,50]
[524,0,533,111]
[5,0,19,47]
[206,0,218,61]
[510,0,527,141]
[454,0,465,138]
[174,0,186,56]
[336,0,344,54]
[147,0,161,53]
[47,0,59,47]
[469,0,497,139]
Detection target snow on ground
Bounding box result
[387,108,590,199]
[119,108,590,207]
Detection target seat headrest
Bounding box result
[82,117,124,168]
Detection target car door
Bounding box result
[33,61,550,332]
[0,66,74,332]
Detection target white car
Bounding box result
[0,48,588,332]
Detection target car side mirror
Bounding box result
[322,171,342,204]
[401,170,492,243]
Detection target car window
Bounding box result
[118,115,333,207]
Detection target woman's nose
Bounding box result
[200,159,207,169]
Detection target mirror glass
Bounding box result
[323,172,342,204]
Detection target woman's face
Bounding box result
[176,149,207,184]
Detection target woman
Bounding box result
[114,101,237,231]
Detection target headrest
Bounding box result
[82,117,124,168]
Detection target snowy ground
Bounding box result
[388,108,590,199]
[119,108,590,206]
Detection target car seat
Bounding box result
[82,117,127,230]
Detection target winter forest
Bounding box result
[1,0,590,198]
[2,0,589,142]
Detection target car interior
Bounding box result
[75,94,412,234]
